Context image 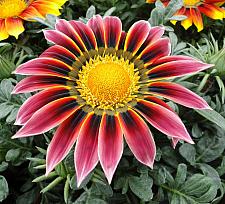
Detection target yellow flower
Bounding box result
[147,0,225,32]
[0,0,68,41]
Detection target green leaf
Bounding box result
[195,109,225,131]
[179,144,196,165]
[129,174,153,201]
[0,103,14,119]
[165,174,218,203]
[174,164,187,188]
[196,132,225,163]
[0,175,9,202]
[86,5,96,19]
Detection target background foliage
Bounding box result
[0,0,225,203]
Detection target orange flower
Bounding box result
[0,0,68,41]
[147,0,225,31]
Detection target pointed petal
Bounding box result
[40,45,77,66]
[12,76,69,94]
[118,31,126,50]
[139,38,171,66]
[14,57,72,77]
[46,109,87,175]
[98,114,123,184]
[12,97,78,138]
[19,5,44,20]
[69,20,97,50]
[198,3,224,19]
[15,87,70,125]
[148,82,210,109]
[5,18,24,39]
[55,19,87,52]
[0,19,9,41]
[75,113,101,187]
[124,20,151,55]
[135,99,194,143]
[119,109,156,168]
[144,96,180,148]
[103,16,122,49]
[181,9,193,30]
[147,59,213,80]
[87,15,105,48]
[140,26,165,51]
[149,55,194,67]
[190,8,203,32]
[43,30,82,56]
[144,96,174,112]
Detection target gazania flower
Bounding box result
[147,0,225,32]
[0,0,67,41]
[12,15,212,186]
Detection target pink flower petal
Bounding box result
[12,76,69,94]
[70,20,97,50]
[147,59,213,80]
[119,109,156,168]
[87,15,105,48]
[148,82,210,109]
[46,109,87,175]
[12,97,78,138]
[138,38,171,66]
[15,87,70,125]
[98,114,123,184]
[55,19,87,52]
[43,30,82,56]
[74,113,101,187]
[138,26,165,54]
[103,16,122,49]
[14,57,72,78]
[40,45,77,66]
[124,20,151,55]
[135,100,194,143]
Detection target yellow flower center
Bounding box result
[183,0,201,7]
[0,0,28,18]
[76,54,140,110]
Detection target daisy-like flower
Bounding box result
[147,0,225,32]
[0,0,67,41]
[12,15,212,186]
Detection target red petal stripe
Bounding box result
[103,16,122,49]
[124,20,151,55]
[40,45,77,66]
[144,96,180,148]
[98,114,123,183]
[15,87,70,125]
[12,76,69,94]
[148,82,210,109]
[55,19,87,52]
[75,113,101,187]
[14,57,72,77]
[138,38,171,66]
[70,20,97,50]
[138,26,165,54]
[119,109,156,168]
[12,97,78,138]
[46,109,87,175]
[147,59,213,80]
[135,100,194,143]
[87,15,105,48]
[44,30,82,56]
[118,31,126,50]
